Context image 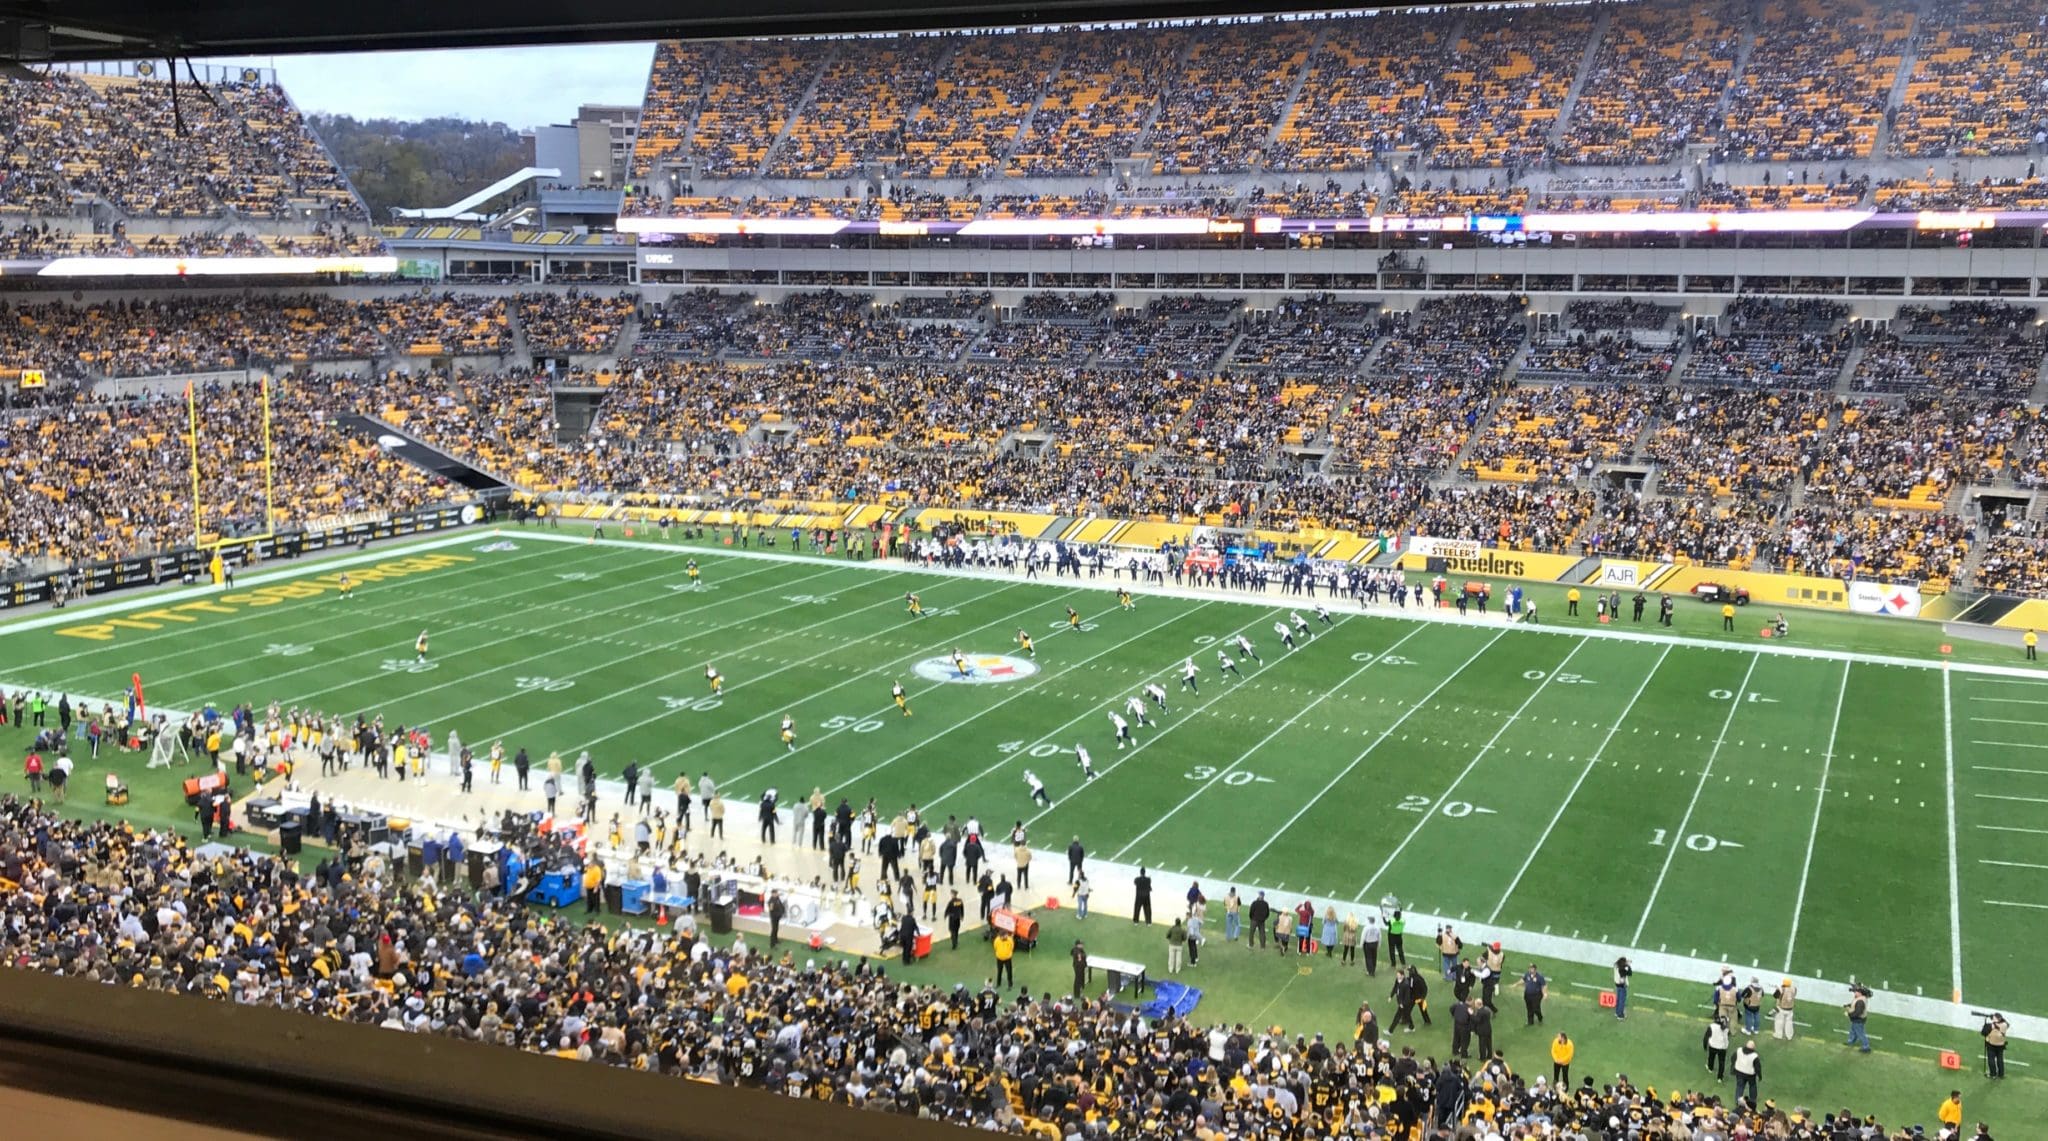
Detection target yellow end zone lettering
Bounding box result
[47,549,472,641]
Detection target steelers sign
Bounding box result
[913,653,1041,685]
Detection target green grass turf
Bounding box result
[5,528,2047,1127]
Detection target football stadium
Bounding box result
[5,0,2048,1136]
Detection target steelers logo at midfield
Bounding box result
[913,653,1041,685]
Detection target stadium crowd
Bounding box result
[7,283,2048,591]
[0,792,2001,1141]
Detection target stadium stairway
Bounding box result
[1547,6,1613,146]
[2029,352,2048,404]
[997,49,1067,170]
[1261,23,1328,156]
[755,45,839,179]
[1873,19,1924,157]
[1715,21,1758,124]
[506,305,532,363]
[1831,342,1865,395]
[1125,35,1199,162]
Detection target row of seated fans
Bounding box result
[0,292,641,381]
[624,0,2042,203]
[0,73,368,223]
[633,167,2048,220]
[9,289,2048,592]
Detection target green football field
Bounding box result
[10,527,2048,1028]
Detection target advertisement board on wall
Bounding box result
[1848,580,1923,618]
[1406,536,1485,561]
[1589,560,1672,588]
[1397,546,1583,581]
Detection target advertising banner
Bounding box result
[1848,580,1923,618]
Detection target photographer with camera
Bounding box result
[1981,1011,2009,1078]
[1844,983,1872,1053]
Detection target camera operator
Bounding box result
[1981,1011,2009,1078]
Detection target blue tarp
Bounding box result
[1135,979,1202,1020]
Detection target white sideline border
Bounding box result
[501,529,2048,1041]
[503,529,2048,683]
[7,526,2041,1041]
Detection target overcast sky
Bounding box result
[193,43,657,130]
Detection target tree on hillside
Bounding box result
[309,115,531,220]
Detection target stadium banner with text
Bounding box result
[1405,536,1484,561]
[1584,559,1674,589]
[1397,546,1582,581]
[0,504,484,611]
[1848,580,1923,618]
[1655,565,1852,611]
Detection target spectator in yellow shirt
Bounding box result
[1938,1090,1963,1130]
[1550,1032,1574,1086]
[994,932,1015,988]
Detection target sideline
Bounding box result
[504,530,2048,684]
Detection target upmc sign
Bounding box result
[639,251,677,266]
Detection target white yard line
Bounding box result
[1231,629,1506,879]
[506,530,2048,685]
[1979,859,2048,871]
[658,584,1127,781]
[418,567,916,739]
[1630,651,1761,944]
[39,543,578,686]
[923,607,1296,815]
[727,599,1216,796]
[282,560,843,710]
[1984,899,2048,910]
[1973,765,2048,776]
[1785,659,1851,973]
[161,546,733,698]
[1944,666,1964,1004]
[1971,717,2048,727]
[1972,740,2048,749]
[1977,793,2048,805]
[1970,695,2048,704]
[1356,637,1590,900]
[1489,642,1672,923]
[1977,824,2048,835]
[1111,624,1438,863]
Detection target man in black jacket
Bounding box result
[945,891,966,949]
[1247,892,1271,949]
[1131,867,1153,924]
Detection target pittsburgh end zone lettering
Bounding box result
[56,553,474,640]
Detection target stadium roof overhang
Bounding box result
[0,0,1457,59]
